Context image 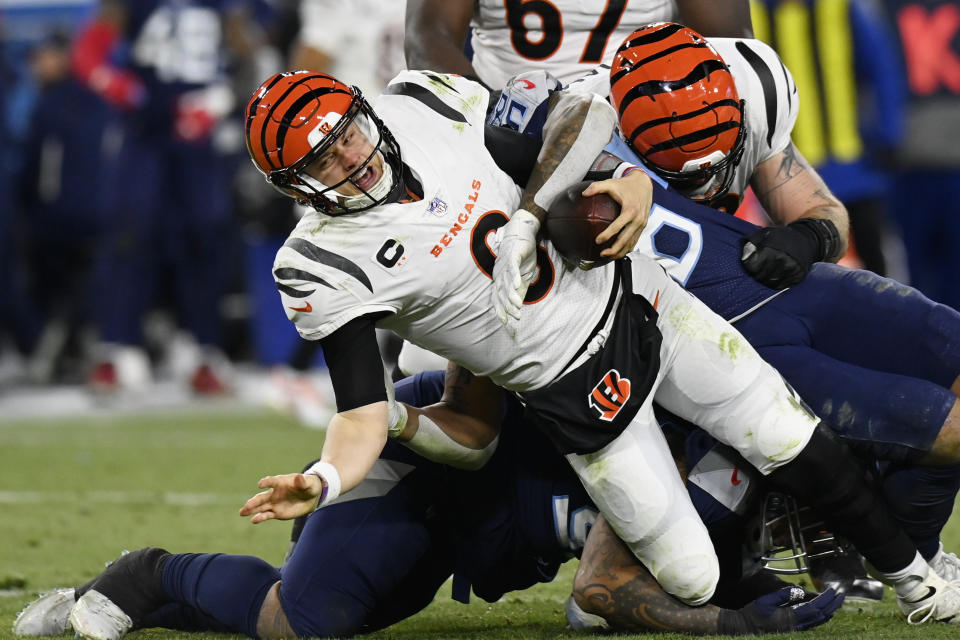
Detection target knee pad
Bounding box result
[640,516,719,606]
[654,552,719,606]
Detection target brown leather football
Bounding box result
[545,182,619,268]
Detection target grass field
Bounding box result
[2,407,959,640]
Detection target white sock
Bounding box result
[875,552,931,598]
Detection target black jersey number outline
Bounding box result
[505,0,628,64]
[471,209,555,304]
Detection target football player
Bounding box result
[404,0,754,90]
[57,68,960,638]
[485,26,960,597]
[607,23,848,287]
[491,23,849,289]
[14,369,845,639]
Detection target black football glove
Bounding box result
[717,586,844,635]
[741,218,841,289]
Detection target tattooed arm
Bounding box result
[573,515,724,633]
[491,90,621,333]
[573,515,845,634]
[750,142,849,261]
[394,362,501,468]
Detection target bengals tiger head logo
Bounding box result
[589,369,632,421]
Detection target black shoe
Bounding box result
[810,553,884,602]
[69,548,171,640]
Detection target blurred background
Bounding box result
[0,0,956,423]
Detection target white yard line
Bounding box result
[0,490,241,506]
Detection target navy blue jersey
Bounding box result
[608,138,960,460]
[641,180,960,459]
[637,178,782,322]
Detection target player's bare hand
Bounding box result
[585,170,652,259]
[239,472,322,524]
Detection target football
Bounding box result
[545,182,620,268]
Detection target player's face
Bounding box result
[303,123,382,196]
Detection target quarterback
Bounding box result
[52,68,960,640]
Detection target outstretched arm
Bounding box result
[240,401,388,522]
[240,316,390,522]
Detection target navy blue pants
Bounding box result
[735,263,960,461]
[94,132,233,347]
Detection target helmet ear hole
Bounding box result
[269,171,290,187]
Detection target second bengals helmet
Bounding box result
[245,70,403,215]
[610,23,746,207]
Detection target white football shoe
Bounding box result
[69,590,133,640]
[929,543,960,583]
[565,595,610,631]
[898,569,960,625]
[12,589,75,636]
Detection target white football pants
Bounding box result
[566,256,819,605]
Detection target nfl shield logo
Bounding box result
[427,197,448,217]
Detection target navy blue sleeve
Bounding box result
[393,370,447,408]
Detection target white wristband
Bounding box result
[613,162,643,179]
[304,460,341,508]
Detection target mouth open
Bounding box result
[354,166,378,192]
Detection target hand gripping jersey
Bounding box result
[567,37,799,211]
[470,0,679,89]
[272,71,613,391]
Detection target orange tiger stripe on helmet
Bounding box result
[244,70,354,176]
[609,22,742,174]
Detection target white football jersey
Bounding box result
[273,71,614,392]
[567,37,799,207]
[707,38,798,205]
[470,0,678,89]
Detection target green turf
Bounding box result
[1,409,958,639]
